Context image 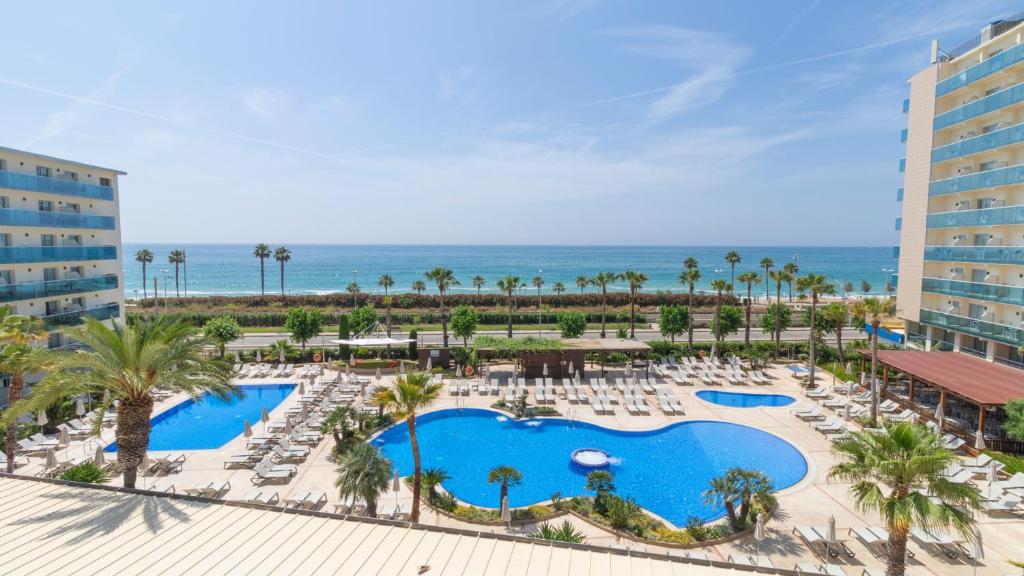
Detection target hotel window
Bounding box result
[36,166,51,178]
[0,197,8,209]
[63,171,78,181]
[67,266,83,278]
[40,234,55,247]
[64,202,80,213]
[64,234,82,246]
[99,177,111,187]
[0,270,11,285]
[38,200,53,212]
[0,159,6,170]
[0,234,10,247]
[44,300,60,315]
[43,268,58,282]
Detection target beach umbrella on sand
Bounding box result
[500,495,511,525]
[75,397,86,417]
[36,411,47,427]
[45,448,57,470]
[93,445,106,467]
[243,419,253,438]
[58,428,70,446]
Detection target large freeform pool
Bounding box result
[372,408,807,525]
[696,390,796,408]
[106,384,295,452]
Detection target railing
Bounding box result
[0,245,117,264]
[41,303,120,328]
[937,42,1024,96]
[924,245,1024,265]
[902,98,910,114]
[919,308,1022,347]
[896,187,904,201]
[895,217,902,231]
[0,170,113,201]
[0,274,119,303]
[0,207,115,230]
[933,83,1024,131]
[921,277,1024,306]
[900,128,908,143]
[898,158,905,173]
[929,162,1024,195]
[945,11,1024,60]
[932,122,1024,163]
[926,205,1024,227]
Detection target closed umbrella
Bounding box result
[847,379,855,396]
[971,526,984,576]
[256,350,262,363]
[754,513,766,563]
[500,495,511,525]
[843,403,851,429]
[575,370,582,383]
[58,428,70,446]
[859,371,867,391]
[935,401,945,428]
[825,516,837,557]
[987,460,1000,485]
[261,407,270,430]
[279,349,285,364]
[36,411,47,426]
[243,419,253,438]
[300,405,309,422]
[625,363,632,378]
[542,363,548,377]
[568,361,574,376]
[284,418,293,435]
[350,353,355,366]
[975,428,987,450]
[44,448,57,470]
[75,397,86,417]
[425,357,432,371]
[392,470,401,508]
[710,342,717,359]
[376,368,382,382]
[93,445,106,467]
[298,381,306,395]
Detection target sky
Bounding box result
[0,0,1018,246]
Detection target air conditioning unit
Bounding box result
[957,165,974,175]
[954,200,972,211]
[984,272,1000,283]
[952,233,967,245]
[960,130,978,140]
[987,235,1003,246]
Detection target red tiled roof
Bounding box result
[860,350,1024,405]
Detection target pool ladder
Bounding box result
[566,409,577,428]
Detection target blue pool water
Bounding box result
[372,408,807,525]
[696,390,796,408]
[105,384,295,452]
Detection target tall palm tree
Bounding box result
[496,275,520,338]
[766,270,785,359]
[852,297,895,426]
[372,371,442,523]
[425,268,459,347]
[737,272,761,347]
[412,280,426,295]
[552,282,565,295]
[253,243,270,296]
[181,250,188,297]
[623,270,647,339]
[830,423,981,576]
[532,275,544,308]
[378,274,394,336]
[710,279,731,343]
[274,247,291,295]
[821,303,849,364]
[12,316,235,488]
[168,249,185,298]
[589,272,620,338]
[783,262,799,301]
[487,465,523,508]
[472,275,486,295]
[843,281,854,298]
[575,276,588,294]
[134,249,154,299]
[795,274,835,388]
[679,260,700,352]
[724,251,741,287]
[334,443,392,518]
[0,308,49,473]
[759,257,774,302]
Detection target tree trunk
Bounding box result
[385,289,392,337]
[886,526,909,576]
[600,289,607,338]
[507,296,513,338]
[279,262,285,295]
[259,258,265,296]
[744,284,752,347]
[773,283,782,360]
[725,500,739,530]
[141,262,148,299]
[408,415,422,522]
[687,286,694,352]
[174,263,180,297]
[4,373,24,473]
[440,292,449,348]
[183,259,187,297]
[835,322,845,363]
[366,498,378,518]
[500,482,508,509]
[117,395,154,489]
[714,291,722,342]
[629,291,636,338]
[870,326,880,426]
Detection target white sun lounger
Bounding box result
[795,562,847,576]
[243,490,280,505]
[812,418,844,433]
[909,527,966,559]
[793,405,824,420]
[728,555,774,568]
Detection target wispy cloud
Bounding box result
[770,0,820,47]
[242,88,283,120]
[22,64,132,148]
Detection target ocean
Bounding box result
[121,244,895,298]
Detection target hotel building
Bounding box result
[0,147,124,402]
[897,14,1024,367]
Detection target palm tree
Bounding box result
[421,467,450,500]
[496,275,520,338]
[766,270,785,359]
[253,243,270,296]
[852,297,895,426]
[334,443,392,518]
[472,275,485,295]
[371,371,442,523]
[861,280,872,295]
[795,274,835,388]
[135,249,154,299]
[181,250,188,297]
[552,282,565,296]
[830,423,981,576]
[584,469,616,513]
[378,274,394,336]
[843,281,854,298]
[412,280,426,295]
[759,257,774,301]
[0,308,49,473]
[273,246,291,295]
[821,303,849,363]
[737,272,761,347]
[487,465,523,508]
[530,520,586,543]
[12,316,235,488]
[710,279,731,343]
[168,249,185,297]
[425,268,458,348]
[588,272,620,338]
[702,473,741,529]
[623,270,647,338]
[532,275,544,312]
[575,275,588,294]
[724,251,741,287]
[679,263,701,352]
[783,262,799,301]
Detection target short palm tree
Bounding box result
[830,423,981,576]
[425,268,458,348]
[759,257,774,301]
[472,275,485,295]
[487,465,523,508]
[737,271,761,347]
[843,281,855,298]
[852,297,895,426]
[724,250,741,287]
[0,308,50,473]
[710,279,731,343]
[702,473,741,529]
[421,467,450,500]
[552,281,565,296]
[679,265,701,352]
[623,270,647,338]
[589,272,620,338]
[274,246,291,295]
[575,275,588,294]
[795,274,835,387]
[135,249,154,299]
[821,303,849,363]
[861,280,872,295]
[371,371,442,522]
[168,249,186,297]
[412,280,426,294]
[253,243,270,296]
[783,262,800,301]
[530,520,586,543]
[584,469,616,513]
[496,275,520,338]
[378,274,395,335]
[334,443,393,518]
[12,316,235,488]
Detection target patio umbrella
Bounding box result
[425,357,432,371]
[575,370,582,383]
[284,418,293,435]
[568,361,574,376]
[843,403,851,429]
[376,368,382,382]
[75,397,86,417]
[542,363,548,377]
[58,428,70,446]
[279,349,285,364]
[392,470,400,493]
[934,401,945,428]
[624,363,632,378]
[847,379,855,396]
[971,526,984,576]
[500,495,511,525]
[300,405,309,422]
[350,353,355,366]
[859,371,867,391]
[44,448,57,470]
[975,428,986,451]
[256,350,262,363]
[825,516,837,557]
[243,419,253,438]
[298,381,306,395]
[36,411,47,426]
[261,407,270,425]
[93,445,106,467]
[754,513,765,562]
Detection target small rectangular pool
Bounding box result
[106,383,295,452]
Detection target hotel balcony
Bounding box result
[0,245,117,264]
[931,122,1024,164]
[923,245,1024,265]
[936,42,1024,97]
[0,274,118,304]
[934,83,1024,131]
[928,163,1024,196]
[41,302,120,329]
[919,308,1023,347]
[0,207,115,230]
[0,170,114,201]
[921,277,1024,307]
[925,205,1024,228]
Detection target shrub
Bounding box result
[653,527,695,545]
[60,462,110,484]
[530,520,586,543]
[407,328,418,359]
[556,311,587,338]
[202,315,242,357]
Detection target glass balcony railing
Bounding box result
[902,98,910,114]
[0,274,118,304]
[41,303,120,329]
[898,158,906,173]
[0,245,117,264]
[890,273,899,289]
[0,170,114,201]
[897,187,904,201]
[919,308,1022,347]
[900,128,908,143]
[924,245,1024,265]
[936,43,1024,97]
[895,217,902,230]
[892,246,901,258]
[934,83,1024,131]
[0,208,115,230]
[921,277,1024,306]
[926,205,1024,228]
[929,163,1024,196]
[932,122,1024,163]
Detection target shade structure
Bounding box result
[754,513,765,541]
[75,398,86,417]
[298,381,306,395]
[500,496,511,523]
[45,449,57,469]
[58,428,70,446]
[36,411,47,426]
[261,407,270,424]
[330,337,414,347]
[392,470,400,493]
[243,420,253,438]
[93,445,106,467]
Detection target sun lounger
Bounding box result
[941,463,975,485]
[152,453,186,474]
[806,386,830,399]
[942,433,966,451]
[909,527,966,559]
[980,492,1021,514]
[795,563,847,576]
[794,405,824,420]
[271,445,307,463]
[887,409,915,422]
[224,451,262,469]
[728,554,774,568]
[812,418,845,434]
[185,480,231,498]
[993,472,1024,492]
[243,490,280,505]
[877,399,900,413]
[295,491,327,510]
[250,458,298,486]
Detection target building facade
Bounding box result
[0,147,125,402]
[897,15,1024,368]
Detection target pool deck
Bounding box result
[22,363,1023,575]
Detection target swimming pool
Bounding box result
[372,408,807,525]
[105,384,295,452]
[696,390,796,408]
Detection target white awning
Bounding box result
[330,338,414,347]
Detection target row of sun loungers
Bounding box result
[235,363,296,378]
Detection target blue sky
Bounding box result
[0,1,1017,245]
